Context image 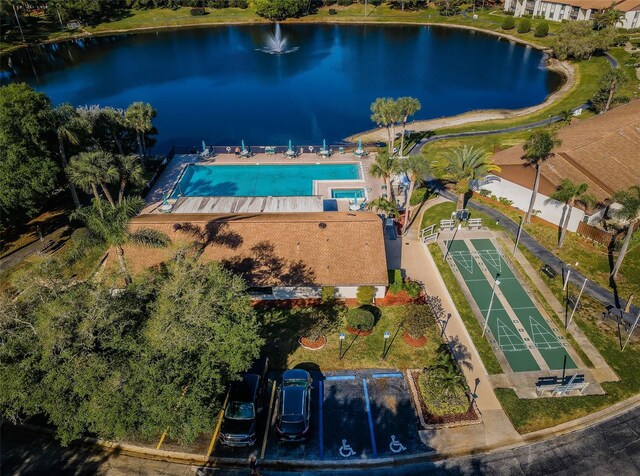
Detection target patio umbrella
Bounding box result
[323,139,327,151]
[202,140,206,152]
[162,193,169,206]
[288,139,293,153]
[241,140,246,152]
[358,138,363,150]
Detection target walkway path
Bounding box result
[399,213,523,453]
[0,226,71,272]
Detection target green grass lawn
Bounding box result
[495,246,640,434]
[420,201,502,231]
[259,304,443,371]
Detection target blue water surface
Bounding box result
[2,24,561,150]
[171,163,361,197]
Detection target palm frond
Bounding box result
[129,228,171,248]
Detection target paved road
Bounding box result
[3,404,639,475]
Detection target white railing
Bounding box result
[420,224,438,244]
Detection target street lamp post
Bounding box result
[513,213,523,256]
[482,275,501,337]
[444,224,462,262]
[383,331,390,359]
[563,262,578,292]
[567,276,587,330]
[339,333,345,360]
[441,313,452,338]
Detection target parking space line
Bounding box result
[260,380,277,460]
[372,373,403,379]
[206,392,229,457]
[325,375,356,381]
[362,378,378,458]
[318,379,324,459]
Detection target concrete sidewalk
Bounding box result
[398,216,523,453]
[0,226,71,272]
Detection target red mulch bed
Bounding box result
[299,335,327,350]
[410,371,479,426]
[402,332,427,347]
[346,327,373,336]
[382,290,414,305]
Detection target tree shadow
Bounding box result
[447,335,474,372]
[222,241,316,287]
[173,219,244,255]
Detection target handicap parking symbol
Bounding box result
[389,435,406,454]
[339,439,356,458]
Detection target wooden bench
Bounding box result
[540,265,558,280]
[440,219,455,231]
[467,218,482,229]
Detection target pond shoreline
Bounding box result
[2,16,575,143]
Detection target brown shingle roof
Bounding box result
[490,101,640,203]
[123,212,389,287]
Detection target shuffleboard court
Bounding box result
[446,240,540,372]
[471,239,576,371]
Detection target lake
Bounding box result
[1,24,562,151]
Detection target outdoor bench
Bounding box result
[540,265,558,280]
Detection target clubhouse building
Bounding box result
[120,212,389,301]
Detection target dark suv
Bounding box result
[276,369,312,442]
[219,358,268,447]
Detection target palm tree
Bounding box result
[100,106,126,155]
[7,1,25,43]
[125,102,156,166]
[400,156,432,231]
[367,198,399,218]
[67,151,119,208]
[550,179,596,248]
[593,6,625,29]
[521,130,562,223]
[440,146,500,211]
[72,197,170,286]
[396,97,421,157]
[601,69,628,113]
[115,154,146,204]
[611,185,640,279]
[428,347,467,397]
[368,151,400,199]
[370,97,399,157]
[53,103,90,208]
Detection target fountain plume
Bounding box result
[257,23,298,55]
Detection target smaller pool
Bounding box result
[331,188,365,200]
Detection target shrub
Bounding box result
[389,269,403,294]
[229,0,248,7]
[254,0,308,20]
[498,196,514,206]
[346,307,375,331]
[209,0,228,7]
[517,18,531,34]
[402,303,435,338]
[410,187,429,206]
[479,189,491,197]
[613,34,630,46]
[322,0,336,4]
[337,0,352,5]
[190,7,206,15]
[328,8,337,14]
[321,286,337,303]
[356,285,376,305]
[502,17,515,30]
[534,21,549,37]
[305,304,343,340]
[418,368,469,417]
[404,279,423,299]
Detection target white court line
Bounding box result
[465,277,518,282]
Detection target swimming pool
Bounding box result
[170,163,361,198]
[331,188,365,200]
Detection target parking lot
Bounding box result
[210,368,424,462]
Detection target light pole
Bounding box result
[444,224,462,262]
[482,275,501,337]
[567,276,587,330]
[383,331,390,359]
[441,313,452,338]
[513,213,523,256]
[622,311,640,352]
[563,262,578,292]
[339,332,345,360]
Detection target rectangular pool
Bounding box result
[170,163,361,198]
[331,188,365,200]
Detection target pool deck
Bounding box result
[144,152,389,213]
